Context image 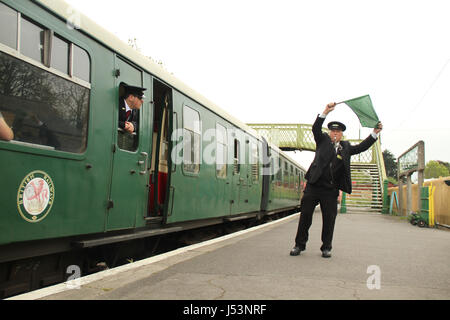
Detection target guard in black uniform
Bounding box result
[118,83,146,134]
[290,102,383,258]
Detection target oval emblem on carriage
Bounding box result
[17,171,55,223]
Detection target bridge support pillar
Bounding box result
[382,180,389,214]
[340,192,347,214]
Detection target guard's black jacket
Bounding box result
[304,115,377,194]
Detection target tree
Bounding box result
[437,160,450,172]
[424,160,450,179]
[382,149,397,179]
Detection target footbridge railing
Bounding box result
[246,123,324,152]
[247,123,388,213]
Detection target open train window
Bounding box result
[183,105,201,174]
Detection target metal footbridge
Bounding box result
[247,123,388,213]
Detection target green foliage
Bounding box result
[386,176,398,185]
[383,149,397,178]
[437,160,450,172]
[425,160,450,179]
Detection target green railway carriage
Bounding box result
[0,0,305,294]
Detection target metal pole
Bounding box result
[417,141,425,214]
[407,174,412,215]
[340,192,347,213]
[398,170,403,216]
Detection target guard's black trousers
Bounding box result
[294,191,338,252]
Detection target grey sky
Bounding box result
[65,0,450,168]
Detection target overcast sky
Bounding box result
[65,0,450,169]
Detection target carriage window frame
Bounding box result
[0,6,92,158]
[276,157,282,183]
[290,164,294,189]
[250,141,259,183]
[0,7,91,87]
[0,2,18,50]
[283,160,289,187]
[20,16,46,65]
[182,104,201,175]
[51,33,70,74]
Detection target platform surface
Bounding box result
[12,212,450,300]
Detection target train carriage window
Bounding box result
[51,34,69,74]
[183,105,201,174]
[290,164,294,189]
[20,17,45,64]
[72,44,90,82]
[284,161,289,187]
[0,51,89,153]
[250,142,259,182]
[216,123,227,178]
[0,2,18,50]
[233,139,240,174]
[270,158,274,182]
[277,158,282,183]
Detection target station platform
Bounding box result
[10,211,450,301]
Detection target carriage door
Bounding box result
[107,57,150,231]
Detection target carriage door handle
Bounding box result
[139,152,148,175]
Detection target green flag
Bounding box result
[341,95,379,128]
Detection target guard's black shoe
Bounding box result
[290,246,302,256]
[321,250,332,258]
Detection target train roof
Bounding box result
[34,0,305,171]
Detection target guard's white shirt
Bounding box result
[124,100,132,113]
